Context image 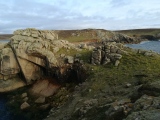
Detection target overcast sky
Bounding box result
[0,0,160,33]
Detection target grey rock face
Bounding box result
[97,30,137,43]
[91,42,126,66]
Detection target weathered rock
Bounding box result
[133,95,154,111]
[97,30,137,43]
[35,96,46,104]
[125,109,160,120]
[68,56,75,64]
[91,49,102,65]
[0,78,26,92]
[23,97,29,102]
[115,60,120,66]
[20,102,30,110]
[104,99,133,119]
[0,28,82,92]
[0,43,6,49]
[21,92,27,98]
[139,80,160,96]
[0,48,20,75]
[80,43,88,49]
[125,83,132,88]
[91,42,125,65]
[30,79,60,97]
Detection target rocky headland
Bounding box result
[0,28,160,120]
[115,28,160,41]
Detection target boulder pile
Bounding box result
[0,28,80,92]
[91,42,127,66]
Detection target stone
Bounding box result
[21,92,27,98]
[0,43,6,49]
[66,56,74,64]
[125,83,132,88]
[125,110,160,120]
[20,102,30,110]
[139,80,160,96]
[80,43,87,49]
[115,60,120,66]
[144,51,157,56]
[45,33,55,40]
[91,42,125,66]
[133,95,154,111]
[0,78,26,92]
[0,48,20,75]
[30,79,60,97]
[60,54,65,57]
[23,97,29,102]
[35,96,46,104]
[39,104,50,110]
[53,47,59,53]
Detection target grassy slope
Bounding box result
[45,47,160,119]
[57,29,109,43]
[115,28,160,37]
[85,49,160,96]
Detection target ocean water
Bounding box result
[126,40,160,53]
[0,40,10,43]
[0,95,12,120]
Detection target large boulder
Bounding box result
[0,28,82,92]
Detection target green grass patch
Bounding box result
[82,52,160,97]
[57,48,92,62]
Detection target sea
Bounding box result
[126,40,160,53]
[0,40,160,120]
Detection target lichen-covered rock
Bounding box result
[91,42,126,66]
[0,77,26,92]
[125,109,160,120]
[0,48,20,75]
[0,28,81,92]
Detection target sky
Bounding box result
[0,0,160,33]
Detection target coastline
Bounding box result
[0,28,160,120]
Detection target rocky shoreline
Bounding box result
[0,28,160,120]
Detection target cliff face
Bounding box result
[0,28,91,93]
[0,28,76,93]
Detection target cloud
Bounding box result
[110,0,130,7]
[0,0,160,33]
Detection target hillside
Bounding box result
[1,28,160,41]
[0,34,12,40]
[56,29,140,43]
[0,29,139,43]
[115,28,160,40]
[2,28,160,120]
